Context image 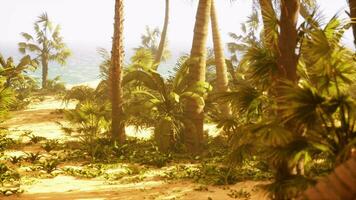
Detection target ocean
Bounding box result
[0,43,183,86]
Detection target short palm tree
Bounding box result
[123,57,211,152]
[18,13,71,89]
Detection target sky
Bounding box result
[0,0,353,53]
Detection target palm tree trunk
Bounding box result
[184,0,212,154]
[111,0,126,143]
[274,2,300,199]
[210,0,230,116]
[155,0,169,66]
[277,0,300,82]
[41,56,48,89]
[349,0,356,47]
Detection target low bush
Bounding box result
[113,139,172,167]
[25,152,42,163]
[38,158,60,173]
[0,162,20,185]
[41,139,60,153]
[8,156,23,165]
[27,134,46,144]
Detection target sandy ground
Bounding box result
[2,96,269,200]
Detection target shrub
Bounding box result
[27,134,46,144]
[163,163,240,185]
[8,156,23,165]
[113,139,172,167]
[25,152,42,163]
[0,132,14,151]
[0,163,20,185]
[38,158,60,173]
[43,76,66,94]
[41,139,60,153]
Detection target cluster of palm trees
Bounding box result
[111,0,232,153]
[109,0,356,198]
[0,0,354,198]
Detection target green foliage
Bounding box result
[63,164,105,178]
[18,13,71,65]
[123,57,212,152]
[64,86,96,103]
[0,132,15,151]
[163,163,239,185]
[25,152,42,163]
[43,76,66,94]
[61,100,111,161]
[41,139,60,153]
[0,163,20,186]
[227,189,251,200]
[113,139,172,167]
[18,13,71,88]
[27,134,46,144]
[0,53,38,110]
[38,158,60,173]
[134,26,171,64]
[7,155,23,165]
[220,11,356,199]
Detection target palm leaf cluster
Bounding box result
[221,7,356,199]
[123,52,212,152]
[0,53,38,117]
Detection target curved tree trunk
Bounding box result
[210,0,230,116]
[184,0,212,154]
[349,0,356,47]
[277,0,300,82]
[155,0,169,67]
[111,0,126,143]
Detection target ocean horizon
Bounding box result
[0,42,187,85]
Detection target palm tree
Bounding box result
[349,0,356,47]
[123,60,210,152]
[210,0,230,116]
[184,0,212,154]
[135,26,171,69]
[155,0,170,66]
[277,0,300,82]
[111,0,126,143]
[18,13,71,89]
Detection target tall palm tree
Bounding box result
[111,0,126,143]
[155,0,170,66]
[349,0,356,47]
[184,0,212,154]
[210,0,230,116]
[18,13,71,89]
[277,0,300,82]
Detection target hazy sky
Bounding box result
[0,0,352,52]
